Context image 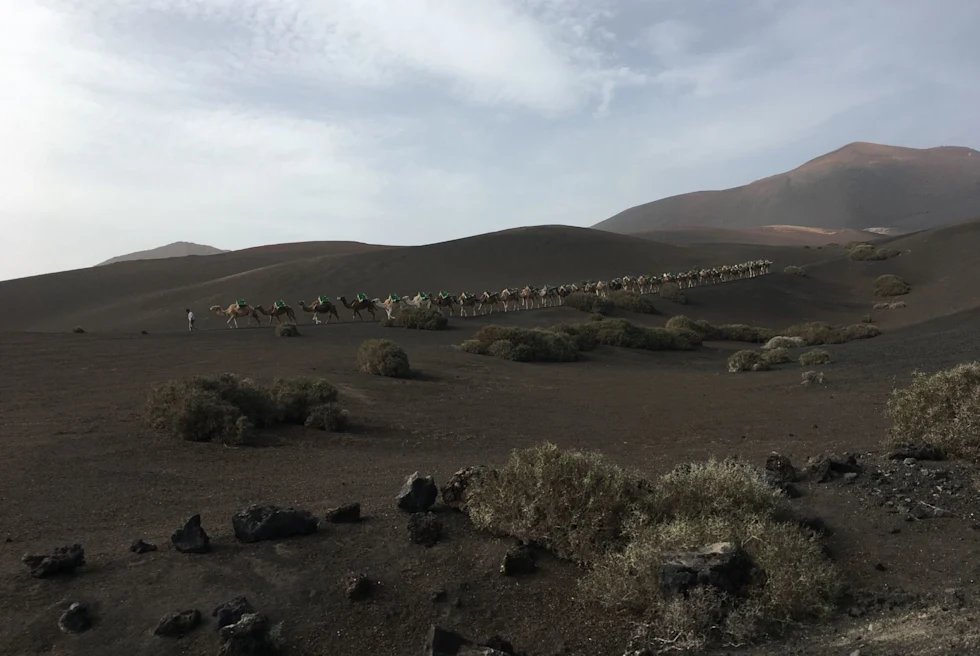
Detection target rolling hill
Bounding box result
[630,225,883,247]
[98,241,229,265]
[595,142,980,235]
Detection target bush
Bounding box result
[801,370,826,386]
[873,274,910,297]
[564,292,613,315]
[784,265,807,276]
[465,325,579,362]
[486,339,516,360]
[666,316,774,343]
[763,336,805,350]
[606,291,658,314]
[667,327,703,348]
[861,314,874,324]
[556,319,697,352]
[873,301,906,310]
[275,323,301,337]
[665,316,704,335]
[303,403,349,432]
[659,282,687,304]
[384,307,448,330]
[848,244,899,261]
[357,339,411,377]
[728,350,770,372]
[72,326,86,334]
[762,347,791,365]
[886,362,980,458]
[271,377,339,423]
[799,349,831,366]
[783,322,880,346]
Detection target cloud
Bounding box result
[1,0,978,280]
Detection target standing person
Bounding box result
[186,308,197,331]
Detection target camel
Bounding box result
[297,297,339,325]
[499,288,521,312]
[430,291,456,316]
[410,292,432,310]
[210,302,261,329]
[381,294,404,320]
[456,292,478,317]
[477,291,500,315]
[255,301,297,325]
[338,294,379,321]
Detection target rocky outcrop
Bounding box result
[22,544,85,578]
[397,472,438,513]
[171,515,211,554]
[232,504,318,543]
[441,466,488,512]
[408,513,442,547]
[324,503,361,523]
[154,609,202,638]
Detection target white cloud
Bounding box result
[1,0,978,280]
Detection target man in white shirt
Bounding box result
[186,308,197,331]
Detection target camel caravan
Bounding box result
[206,259,773,327]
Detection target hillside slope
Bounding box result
[631,225,883,247]
[98,241,229,265]
[595,142,980,234]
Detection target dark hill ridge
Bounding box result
[595,142,980,235]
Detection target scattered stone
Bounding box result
[213,596,255,629]
[441,466,488,512]
[431,589,448,603]
[764,453,797,483]
[942,588,966,610]
[343,572,372,601]
[130,539,157,554]
[660,542,755,598]
[782,483,803,499]
[59,602,92,634]
[232,504,318,543]
[154,609,202,638]
[887,445,945,461]
[501,544,537,576]
[408,512,442,547]
[397,472,438,513]
[903,457,917,467]
[843,472,859,481]
[804,454,862,483]
[423,625,516,656]
[484,636,517,654]
[171,514,210,554]
[22,543,85,578]
[218,612,278,656]
[874,563,887,572]
[324,502,361,523]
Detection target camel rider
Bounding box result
[186,308,197,331]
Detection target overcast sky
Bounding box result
[3,0,978,281]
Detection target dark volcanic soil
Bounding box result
[2,296,980,655]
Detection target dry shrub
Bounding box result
[467,442,653,564]
[762,347,792,365]
[667,316,773,343]
[668,327,703,348]
[271,377,339,424]
[873,274,910,297]
[873,301,906,310]
[783,322,880,346]
[564,292,612,315]
[886,362,980,459]
[784,265,807,276]
[659,282,687,304]
[357,338,411,377]
[303,403,349,432]
[799,349,831,366]
[665,315,703,335]
[385,307,448,330]
[487,339,516,360]
[728,350,770,373]
[652,459,784,520]
[465,326,579,362]
[274,323,301,337]
[606,291,658,314]
[72,326,86,334]
[861,314,875,324]
[557,319,696,352]
[763,336,805,350]
[801,370,826,386]
[848,244,900,261]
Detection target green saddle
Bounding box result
[439,291,449,299]
[389,294,401,302]
[356,293,368,302]
[236,299,248,307]
[418,292,429,300]
[317,296,330,305]
[274,300,286,309]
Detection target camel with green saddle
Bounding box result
[297,297,339,324]
[338,295,379,321]
[210,301,261,328]
[255,301,297,325]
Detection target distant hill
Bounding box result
[594,142,980,235]
[631,225,883,247]
[98,241,229,266]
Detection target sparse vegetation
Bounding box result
[861,314,874,324]
[799,349,831,366]
[873,301,906,310]
[784,265,807,276]
[728,350,770,372]
[886,362,980,459]
[357,339,411,377]
[666,316,774,344]
[659,282,687,304]
[783,321,881,345]
[143,373,346,444]
[801,370,826,386]
[555,319,696,352]
[763,336,805,350]
[848,244,900,261]
[303,403,349,432]
[762,347,792,365]
[381,307,448,330]
[873,274,911,297]
[467,443,842,651]
[563,292,607,314]
[606,291,658,314]
[462,325,579,362]
[564,291,656,315]
[274,323,301,337]
[72,326,85,334]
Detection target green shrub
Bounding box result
[357,339,411,377]
[385,307,448,330]
[783,322,880,346]
[304,403,349,432]
[784,265,807,276]
[762,347,791,365]
[564,292,614,315]
[666,316,773,343]
[667,327,703,348]
[606,291,658,314]
[848,244,898,261]
[799,349,831,366]
[886,362,980,458]
[873,274,910,297]
[728,350,770,373]
[275,323,301,337]
[271,377,339,424]
[763,336,805,350]
[487,339,516,360]
[659,282,687,304]
[556,319,696,352]
[465,325,579,362]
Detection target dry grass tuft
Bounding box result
[556,319,696,352]
[886,362,980,459]
[357,339,411,377]
[873,274,911,297]
[728,350,771,373]
[799,349,831,366]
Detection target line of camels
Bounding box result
[208,260,773,328]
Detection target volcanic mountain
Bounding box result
[98,241,229,265]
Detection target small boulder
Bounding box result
[22,543,85,578]
[804,454,861,483]
[764,453,797,483]
[397,472,438,513]
[324,502,361,524]
[171,514,210,554]
[441,466,488,512]
[59,602,92,634]
[343,572,372,601]
[130,539,157,554]
[232,504,318,543]
[660,542,755,598]
[213,596,255,629]
[218,612,279,656]
[154,609,201,638]
[408,512,442,547]
[423,625,515,656]
[501,544,537,576]
[888,445,945,461]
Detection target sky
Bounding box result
[3,0,979,281]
